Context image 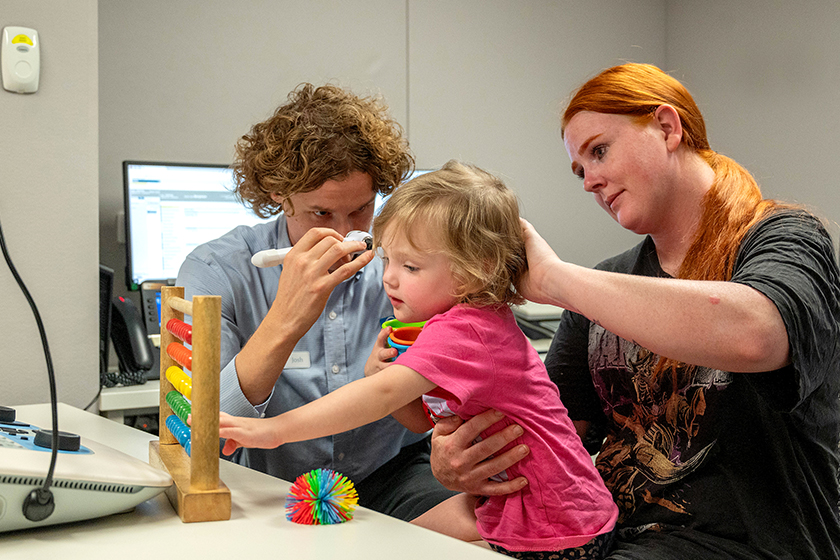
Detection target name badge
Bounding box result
[286,351,311,369]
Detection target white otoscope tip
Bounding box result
[251,248,291,268]
[250,231,372,268]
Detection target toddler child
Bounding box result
[218,160,618,558]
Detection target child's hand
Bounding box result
[364,326,398,377]
[218,411,285,456]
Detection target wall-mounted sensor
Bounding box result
[2,26,40,94]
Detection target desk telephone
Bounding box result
[106,295,154,386]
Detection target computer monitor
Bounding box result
[374,168,433,214]
[123,161,433,333]
[122,161,272,290]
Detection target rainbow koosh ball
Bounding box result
[285,468,359,525]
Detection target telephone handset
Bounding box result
[106,296,153,387]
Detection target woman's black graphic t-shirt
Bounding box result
[547,210,840,559]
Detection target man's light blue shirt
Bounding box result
[177,215,425,483]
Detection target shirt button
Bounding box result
[332,364,340,374]
[338,452,345,461]
[328,311,337,320]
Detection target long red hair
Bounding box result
[562,63,787,379]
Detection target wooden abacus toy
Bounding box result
[149,286,231,523]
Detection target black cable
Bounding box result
[0,213,58,521]
[83,385,102,412]
[82,350,108,410]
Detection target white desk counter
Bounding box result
[2,403,498,560]
[98,379,160,422]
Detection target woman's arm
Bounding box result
[219,364,436,454]
[520,219,789,373]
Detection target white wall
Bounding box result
[99,0,667,305]
[0,1,99,407]
[408,0,665,266]
[667,0,840,239]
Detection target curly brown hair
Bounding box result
[233,83,414,217]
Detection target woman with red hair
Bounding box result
[433,63,840,559]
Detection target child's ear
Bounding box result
[447,270,469,301]
[459,274,485,301]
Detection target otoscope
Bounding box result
[250,230,374,268]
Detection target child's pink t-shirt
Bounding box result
[396,304,617,552]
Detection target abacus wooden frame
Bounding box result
[149,286,231,523]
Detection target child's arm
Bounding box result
[219,364,436,455]
[390,398,436,433]
[362,328,434,433]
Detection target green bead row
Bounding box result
[166,390,191,424]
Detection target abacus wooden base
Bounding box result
[149,441,231,523]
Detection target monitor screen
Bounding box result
[374,168,433,215]
[123,162,434,291]
[122,161,272,289]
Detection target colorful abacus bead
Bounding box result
[165,390,191,424]
[167,342,192,370]
[165,414,191,456]
[166,318,193,345]
[165,366,193,400]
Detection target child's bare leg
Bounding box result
[410,493,482,543]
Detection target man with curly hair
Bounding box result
[176,83,456,520]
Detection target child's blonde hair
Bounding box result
[373,160,527,308]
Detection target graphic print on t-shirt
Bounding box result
[588,324,732,523]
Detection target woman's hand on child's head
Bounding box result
[218,411,284,456]
[430,409,529,496]
[519,218,579,314]
[519,218,557,303]
[364,326,398,377]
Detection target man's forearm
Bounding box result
[234,314,299,404]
